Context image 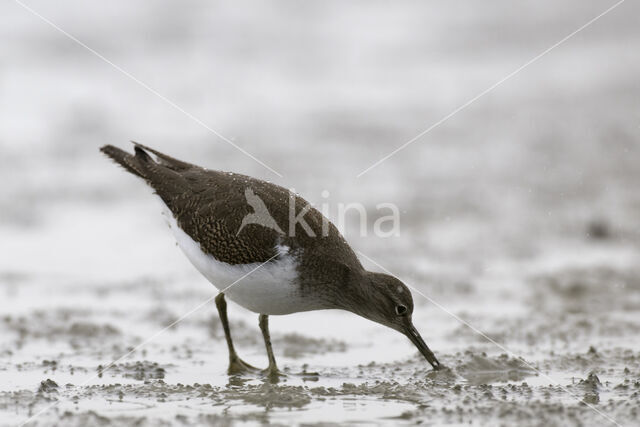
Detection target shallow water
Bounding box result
[2,0,640,426]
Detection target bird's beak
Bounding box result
[404,323,441,370]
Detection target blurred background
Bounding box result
[1,1,639,426]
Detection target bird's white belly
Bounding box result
[160,202,302,315]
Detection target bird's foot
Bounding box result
[261,366,320,382]
[227,356,260,375]
[262,365,287,382]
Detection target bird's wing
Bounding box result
[131,142,199,172]
[101,143,363,271]
[166,176,283,265]
[102,143,282,264]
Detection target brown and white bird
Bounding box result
[101,143,441,377]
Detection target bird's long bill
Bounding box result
[405,324,441,370]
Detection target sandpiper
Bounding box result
[101,143,441,376]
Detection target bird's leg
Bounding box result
[259,314,284,379]
[214,293,258,374]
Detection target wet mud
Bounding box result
[2,0,640,425]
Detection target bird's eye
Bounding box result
[395,305,407,316]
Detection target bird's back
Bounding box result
[100,144,363,287]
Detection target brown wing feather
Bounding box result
[101,144,363,275]
[102,143,279,264]
[131,142,197,172]
[163,172,281,264]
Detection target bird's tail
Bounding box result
[100,143,192,207]
[100,144,152,179]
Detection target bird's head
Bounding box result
[350,271,441,370]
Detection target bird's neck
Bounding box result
[331,269,374,316]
